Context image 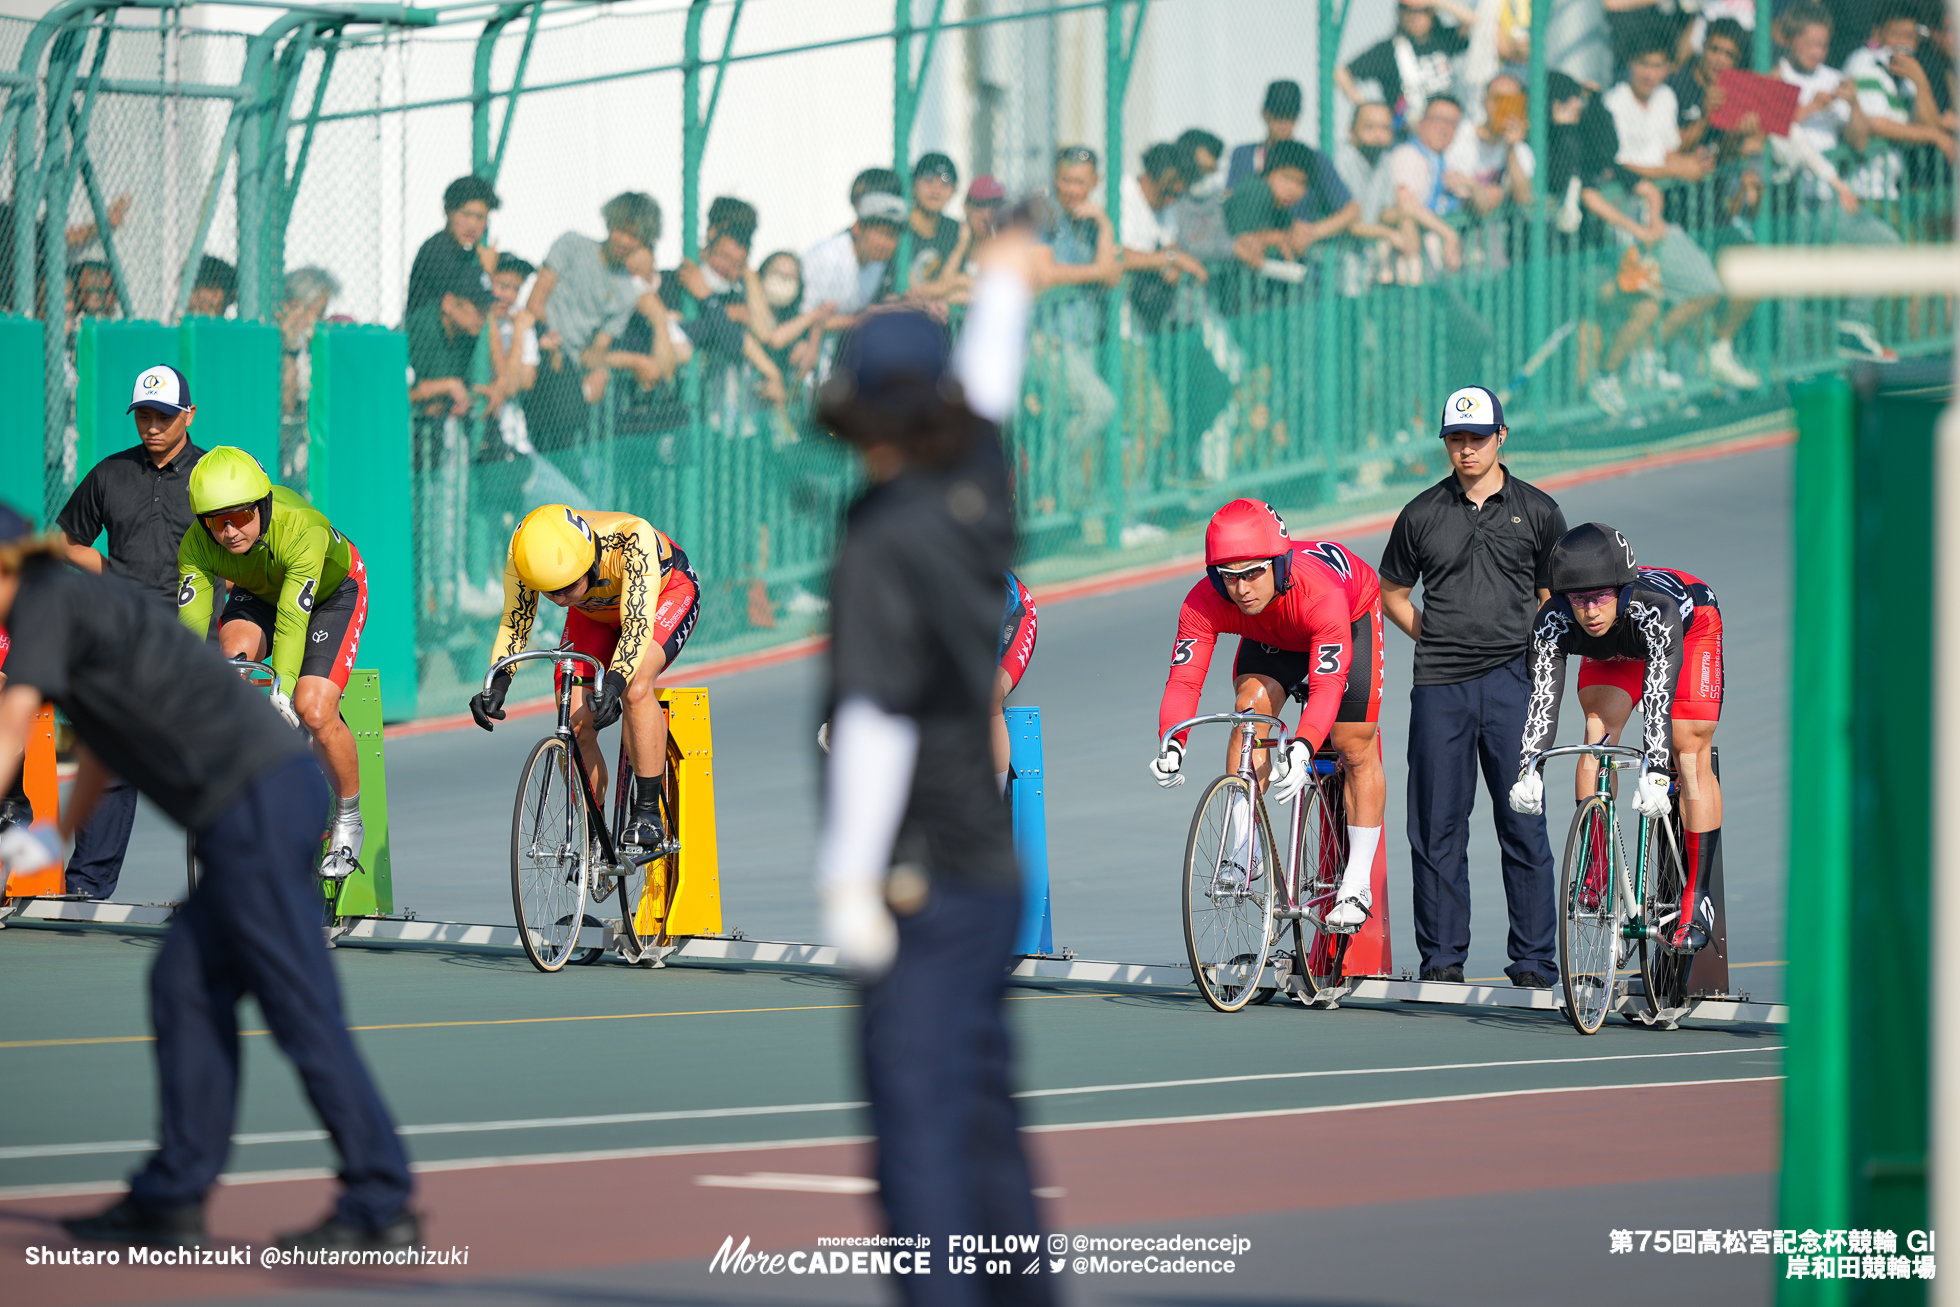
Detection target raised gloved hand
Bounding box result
[470,670,512,732]
[1632,770,1672,818]
[0,819,69,879]
[586,670,629,730]
[1148,741,1185,788]
[1508,771,1545,816]
[267,688,301,731]
[1265,738,1315,805]
[821,880,898,978]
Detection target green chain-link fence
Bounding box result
[6,0,1953,719]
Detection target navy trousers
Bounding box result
[129,755,412,1232]
[1406,653,1558,981]
[861,880,1051,1307]
[65,775,138,899]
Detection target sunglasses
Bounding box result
[203,507,257,532]
[1215,562,1271,582]
[1566,587,1619,609]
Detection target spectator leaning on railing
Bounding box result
[406,264,493,424]
[1843,4,1958,180]
[801,190,906,335]
[483,252,540,456]
[1776,0,1904,361]
[1032,144,1121,510]
[407,174,499,317]
[1446,73,1537,219]
[1600,24,1763,392]
[883,152,967,301]
[1338,101,1425,288]
[1337,0,1475,128]
[1226,79,1307,191]
[1169,128,1234,265]
[186,255,236,319]
[522,191,663,436]
[1119,142,1211,305]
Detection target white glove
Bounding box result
[1632,770,1672,818]
[821,880,898,978]
[268,689,301,731]
[1265,738,1315,805]
[816,720,830,754]
[1148,741,1185,787]
[1508,771,1545,816]
[0,819,69,878]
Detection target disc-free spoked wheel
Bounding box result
[1639,804,1692,1016]
[1182,775,1277,1012]
[617,762,680,960]
[1558,797,1620,1034]
[512,736,590,973]
[1246,804,1298,1006]
[1297,767,1354,1003]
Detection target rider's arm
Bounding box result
[267,516,330,695]
[1630,591,1687,773]
[1157,585,1225,749]
[1290,590,1355,755]
[174,529,219,638]
[602,520,668,683]
[1517,599,1576,775]
[491,553,537,663]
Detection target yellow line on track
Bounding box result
[0,991,1116,1050]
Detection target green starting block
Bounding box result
[324,669,393,917]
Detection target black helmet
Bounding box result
[1548,522,1637,593]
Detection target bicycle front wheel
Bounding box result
[1558,797,1620,1034]
[1639,810,1691,1016]
[511,736,590,973]
[1182,775,1277,1013]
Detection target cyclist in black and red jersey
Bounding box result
[1508,522,1723,952]
[1152,498,1386,932]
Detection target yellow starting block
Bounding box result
[630,687,722,944]
[4,706,61,897]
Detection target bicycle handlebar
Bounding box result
[1525,743,1646,776]
[1158,712,1289,755]
[483,649,605,693]
[227,658,279,690]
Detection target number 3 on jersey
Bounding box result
[1170,637,1196,666]
[1314,643,1343,675]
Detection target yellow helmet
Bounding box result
[511,505,598,592]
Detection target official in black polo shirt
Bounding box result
[53,362,206,899]
[815,232,1052,1306]
[0,513,415,1252]
[1379,386,1567,987]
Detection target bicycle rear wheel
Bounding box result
[1182,775,1277,1013]
[1558,797,1620,1034]
[511,736,590,973]
[1296,767,1355,1003]
[1639,805,1692,1016]
[617,765,680,960]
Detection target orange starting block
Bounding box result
[5,706,63,897]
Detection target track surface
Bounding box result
[0,444,1792,1304]
[91,442,1792,995]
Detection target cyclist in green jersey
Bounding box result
[176,448,370,879]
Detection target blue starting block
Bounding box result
[1005,706,1053,956]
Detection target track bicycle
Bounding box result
[1160,713,1362,1012]
[185,658,355,930]
[485,650,680,973]
[1524,743,1693,1035]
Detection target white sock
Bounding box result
[1341,825,1381,906]
[995,771,1009,796]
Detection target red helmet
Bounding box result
[1204,498,1293,597]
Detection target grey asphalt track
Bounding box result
[99,444,1789,999]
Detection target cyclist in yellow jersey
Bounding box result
[471,505,701,849]
[176,447,370,878]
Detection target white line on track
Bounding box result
[0,1044,1781,1163]
[0,1074,1783,1203]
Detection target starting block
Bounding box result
[1334,734,1392,978]
[1005,706,1054,956]
[3,706,62,898]
[629,687,723,942]
[326,669,394,918]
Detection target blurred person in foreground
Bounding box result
[814,222,1053,1307]
[0,505,415,1252]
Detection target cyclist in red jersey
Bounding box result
[1508,523,1723,952]
[1152,498,1386,931]
[992,571,1038,793]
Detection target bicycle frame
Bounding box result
[486,650,620,870]
[1160,712,1307,914]
[1525,743,1673,943]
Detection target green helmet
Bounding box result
[188,447,272,515]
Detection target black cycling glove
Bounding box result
[587,670,629,730]
[469,670,512,732]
